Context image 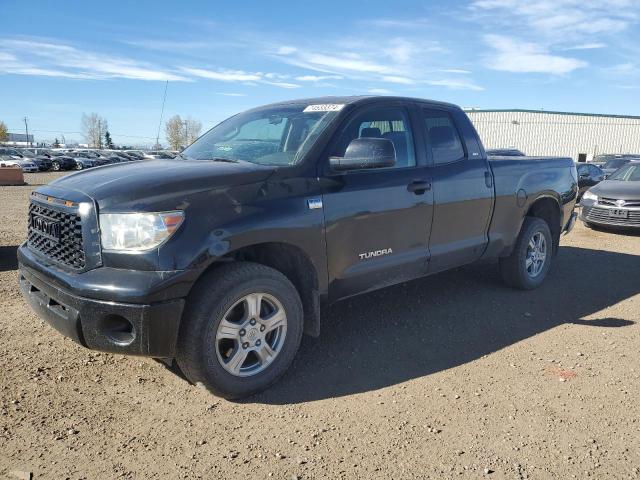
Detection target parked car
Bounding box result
[124,150,146,160]
[48,152,78,171]
[486,148,526,157]
[18,96,578,399]
[0,147,27,160]
[18,149,53,171]
[598,155,640,178]
[143,150,174,160]
[580,160,640,229]
[0,158,39,172]
[576,162,605,202]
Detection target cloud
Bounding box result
[180,67,261,82]
[426,79,485,91]
[368,88,393,94]
[181,67,300,88]
[216,92,248,97]
[483,34,587,74]
[380,75,414,85]
[439,69,472,74]
[471,0,636,39]
[562,43,607,50]
[294,74,343,81]
[0,38,188,81]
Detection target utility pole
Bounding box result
[23,116,30,147]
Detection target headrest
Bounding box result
[360,127,382,138]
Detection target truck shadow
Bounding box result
[251,245,638,404]
[0,245,19,273]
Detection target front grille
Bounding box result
[599,197,640,207]
[28,202,86,269]
[585,206,640,227]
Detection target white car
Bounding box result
[0,158,38,172]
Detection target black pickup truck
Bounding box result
[18,96,578,399]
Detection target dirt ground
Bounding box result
[1,172,639,479]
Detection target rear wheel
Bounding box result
[76,163,83,170]
[499,217,553,290]
[52,161,61,171]
[176,262,303,399]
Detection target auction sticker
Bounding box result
[303,104,345,112]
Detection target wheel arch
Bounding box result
[525,195,562,254]
[192,241,322,337]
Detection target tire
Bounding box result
[499,216,553,290]
[76,163,83,170]
[176,262,304,399]
[52,161,60,171]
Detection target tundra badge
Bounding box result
[359,248,393,260]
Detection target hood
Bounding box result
[590,180,640,201]
[49,158,275,207]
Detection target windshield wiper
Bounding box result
[208,157,239,163]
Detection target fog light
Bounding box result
[99,315,135,346]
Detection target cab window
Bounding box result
[422,109,465,164]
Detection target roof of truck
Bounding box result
[258,95,460,110]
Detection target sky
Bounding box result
[1,0,639,146]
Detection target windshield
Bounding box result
[609,164,640,181]
[604,158,628,169]
[183,104,342,166]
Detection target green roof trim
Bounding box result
[463,108,640,120]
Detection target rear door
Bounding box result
[321,103,434,301]
[420,107,494,273]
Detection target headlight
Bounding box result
[100,211,184,251]
[582,190,598,202]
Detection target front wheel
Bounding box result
[499,217,553,290]
[52,161,61,171]
[76,163,83,170]
[176,262,303,399]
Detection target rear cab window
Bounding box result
[421,109,466,164]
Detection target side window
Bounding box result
[333,107,416,168]
[422,109,465,164]
[588,164,602,177]
[577,164,588,175]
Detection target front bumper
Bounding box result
[18,245,193,357]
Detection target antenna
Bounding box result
[155,80,169,148]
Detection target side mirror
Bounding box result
[330,137,396,171]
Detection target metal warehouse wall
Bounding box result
[464,110,640,161]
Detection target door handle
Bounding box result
[407,180,431,194]
[484,171,493,188]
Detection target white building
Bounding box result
[4,133,34,147]
[464,109,640,162]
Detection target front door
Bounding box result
[321,104,434,301]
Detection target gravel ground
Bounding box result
[1,172,639,479]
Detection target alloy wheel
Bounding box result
[215,293,287,377]
[526,232,547,277]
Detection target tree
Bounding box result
[165,115,202,150]
[53,138,61,148]
[184,117,202,145]
[0,121,8,143]
[81,113,108,148]
[165,115,184,150]
[104,130,114,149]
